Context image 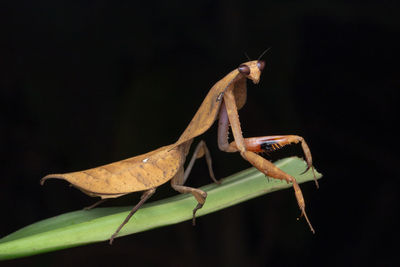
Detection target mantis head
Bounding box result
[238,60,265,84]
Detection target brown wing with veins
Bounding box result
[41,144,184,198]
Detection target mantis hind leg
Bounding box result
[109,188,156,244]
[83,199,107,210]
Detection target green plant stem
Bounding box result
[0,156,322,260]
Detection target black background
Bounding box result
[1,1,399,266]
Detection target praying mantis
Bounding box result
[41,57,318,244]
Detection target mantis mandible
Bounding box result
[41,57,318,244]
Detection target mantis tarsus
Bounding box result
[41,57,318,244]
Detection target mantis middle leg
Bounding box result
[171,140,218,225]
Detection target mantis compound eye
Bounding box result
[238,64,250,75]
[257,60,265,71]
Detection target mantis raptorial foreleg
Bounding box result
[219,102,316,180]
[221,89,315,233]
[226,135,318,188]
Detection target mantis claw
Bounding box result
[300,166,311,175]
[300,165,319,189]
[192,203,203,226]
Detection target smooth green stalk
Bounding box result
[0,157,322,260]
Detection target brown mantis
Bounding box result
[41,57,318,244]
